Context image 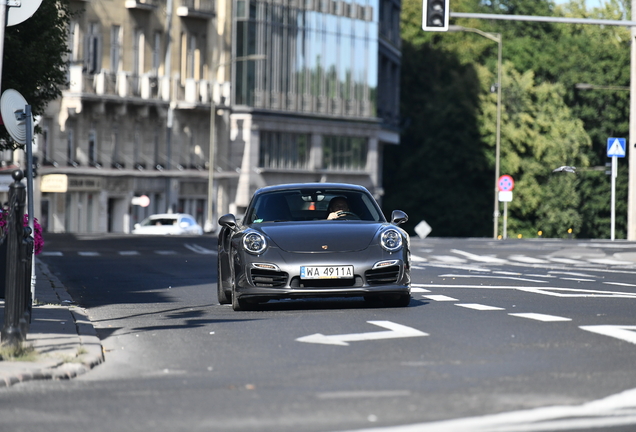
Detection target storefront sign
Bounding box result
[40,174,68,193]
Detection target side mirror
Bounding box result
[134,223,141,229]
[391,210,408,225]
[218,213,238,231]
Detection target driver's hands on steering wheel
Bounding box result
[328,211,356,220]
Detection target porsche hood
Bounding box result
[257,222,384,253]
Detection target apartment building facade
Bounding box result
[35,0,400,233]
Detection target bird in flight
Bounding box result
[552,166,576,173]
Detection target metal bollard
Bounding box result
[1,170,27,346]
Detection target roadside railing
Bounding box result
[1,170,34,346]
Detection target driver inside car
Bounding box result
[327,196,357,220]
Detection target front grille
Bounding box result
[290,276,363,288]
[365,265,400,285]
[250,269,288,287]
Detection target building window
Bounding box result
[259,132,310,170]
[88,129,99,167]
[110,25,122,73]
[322,136,367,171]
[85,22,101,75]
[67,128,77,166]
[133,28,145,77]
[152,31,162,75]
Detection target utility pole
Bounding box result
[629,0,636,240]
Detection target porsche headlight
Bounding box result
[243,231,267,254]
[380,228,403,252]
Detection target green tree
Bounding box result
[1,0,72,150]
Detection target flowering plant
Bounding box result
[0,211,44,255]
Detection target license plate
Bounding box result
[300,265,354,279]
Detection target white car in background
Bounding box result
[132,213,203,235]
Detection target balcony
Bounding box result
[66,65,212,108]
[125,0,158,11]
[177,0,214,19]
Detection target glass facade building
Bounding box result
[234,0,379,118]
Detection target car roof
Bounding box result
[147,213,193,219]
[252,183,371,196]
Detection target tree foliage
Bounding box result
[1,0,72,150]
[387,0,630,239]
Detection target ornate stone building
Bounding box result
[35,0,400,233]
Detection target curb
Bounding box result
[0,260,104,387]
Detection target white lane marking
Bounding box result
[78,251,100,256]
[455,303,505,311]
[439,274,548,284]
[559,277,596,282]
[508,255,550,264]
[410,254,427,262]
[296,321,428,346]
[431,255,467,263]
[604,281,636,287]
[549,271,596,277]
[524,274,557,278]
[155,250,177,255]
[515,287,636,299]
[423,295,458,302]
[509,313,571,322]
[580,325,636,345]
[338,387,636,432]
[119,251,140,256]
[450,249,508,264]
[420,284,636,299]
[410,287,431,293]
[547,257,587,264]
[184,243,217,254]
[40,251,63,256]
[588,258,635,265]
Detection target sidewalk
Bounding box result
[0,259,103,387]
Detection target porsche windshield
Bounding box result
[245,188,385,224]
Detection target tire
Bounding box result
[217,254,231,304]
[231,286,243,311]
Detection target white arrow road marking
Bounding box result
[295,321,428,346]
[580,325,636,345]
[184,243,217,254]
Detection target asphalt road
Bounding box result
[1,234,636,432]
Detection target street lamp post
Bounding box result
[448,26,502,239]
[204,54,266,233]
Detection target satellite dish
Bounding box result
[7,0,43,27]
[1,89,31,144]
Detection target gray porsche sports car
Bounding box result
[217,183,411,311]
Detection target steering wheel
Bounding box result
[336,211,360,220]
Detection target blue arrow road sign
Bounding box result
[607,137,626,158]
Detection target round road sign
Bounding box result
[498,175,514,192]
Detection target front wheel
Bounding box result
[217,255,231,304]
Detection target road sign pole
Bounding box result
[503,201,508,240]
[611,156,617,241]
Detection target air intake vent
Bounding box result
[365,265,400,285]
[250,269,288,287]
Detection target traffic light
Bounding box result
[422,0,449,32]
[32,156,38,178]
